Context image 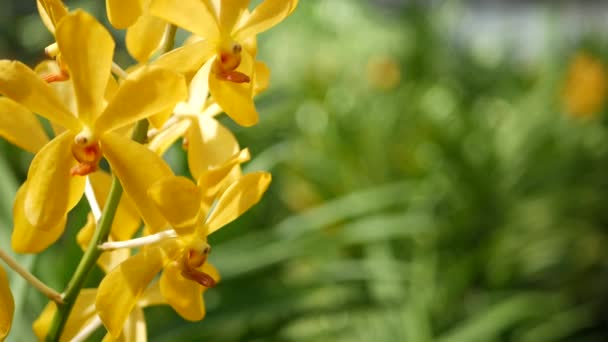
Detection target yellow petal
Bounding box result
[153,39,215,75]
[208,52,258,126]
[234,0,298,40]
[95,66,186,134]
[24,131,84,229]
[120,307,147,342]
[100,132,172,233]
[139,281,165,307]
[187,59,213,112]
[159,262,205,321]
[147,108,173,129]
[0,97,49,153]
[106,0,142,29]
[0,265,13,342]
[37,0,68,34]
[13,145,84,253]
[187,116,239,180]
[55,10,115,125]
[33,289,97,342]
[219,0,249,34]
[206,171,271,234]
[148,118,190,156]
[126,14,166,63]
[0,60,79,131]
[197,148,250,199]
[254,61,270,95]
[97,247,165,338]
[148,176,202,235]
[149,0,219,41]
[88,171,142,241]
[34,60,78,121]
[11,182,66,253]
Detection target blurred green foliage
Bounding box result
[2,0,608,341]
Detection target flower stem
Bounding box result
[44,121,150,342]
[0,249,63,304]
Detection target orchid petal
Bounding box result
[121,306,147,342]
[12,183,65,253]
[209,51,258,126]
[106,0,142,29]
[97,247,165,338]
[220,0,249,34]
[197,148,249,198]
[0,97,49,153]
[24,131,84,229]
[126,14,166,63]
[187,59,213,112]
[148,118,190,156]
[95,66,187,134]
[100,132,172,232]
[206,171,271,234]
[139,281,166,307]
[148,176,202,235]
[0,60,79,131]
[187,116,240,180]
[37,0,68,34]
[149,0,220,41]
[153,39,215,75]
[0,266,13,342]
[56,10,114,125]
[254,61,270,95]
[160,262,205,321]
[234,0,298,40]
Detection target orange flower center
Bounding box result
[180,247,216,288]
[213,41,250,84]
[70,130,102,176]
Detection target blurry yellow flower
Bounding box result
[96,172,271,337]
[0,266,14,342]
[562,52,608,119]
[149,0,298,126]
[0,10,186,252]
[366,55,401,91]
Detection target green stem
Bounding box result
[45,121,150,342]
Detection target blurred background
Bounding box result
[2,0,608,341]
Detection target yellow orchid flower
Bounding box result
[0,266,14,342]
[148,57,269,204]
[149,0,298,126]
[96,172,271,337]
[33,249,166,342]
[0,10,186,252]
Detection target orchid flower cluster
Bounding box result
[0,0,297,341]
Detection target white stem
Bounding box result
[111,62,129,80]
[70,315,103,342]
[98,229,178,251]
[84,176,102,222]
